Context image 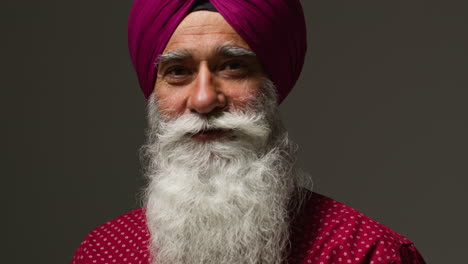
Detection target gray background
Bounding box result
[3,0,467,263]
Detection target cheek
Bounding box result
[153,84,187,118]
[224,80,263,109]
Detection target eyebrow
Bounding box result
[215,43,256,58]
[155,50,192,67]
[155,42,257,67]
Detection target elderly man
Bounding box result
[71,0,425,263]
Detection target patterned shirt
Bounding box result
[71,192,425,264]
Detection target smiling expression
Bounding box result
[152,11,267,141]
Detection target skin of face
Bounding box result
[153,11,266,122]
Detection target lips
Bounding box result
[192,129,226,141]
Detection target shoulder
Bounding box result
[70,208,150,264]
[290,191,426,264]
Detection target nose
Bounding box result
[186,63,226,114]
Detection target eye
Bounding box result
[165,65,190,77]
[222,61,244,71]
[218,60,249,78]
[162,65,192,85]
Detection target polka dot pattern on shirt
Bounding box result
[288,193,425,264]
[71,208,150,264]
[71,192,425,264]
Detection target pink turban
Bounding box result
[128,0,307,103]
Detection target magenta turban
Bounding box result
[128,0,307,103]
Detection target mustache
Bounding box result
[156,111,271,143]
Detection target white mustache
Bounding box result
[157,111,271,143]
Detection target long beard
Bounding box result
[141,83,304,264]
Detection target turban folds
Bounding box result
[128,0,307,103]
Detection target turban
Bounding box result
[128,0,307,104]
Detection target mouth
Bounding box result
[191,129,227,142]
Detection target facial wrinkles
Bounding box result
[153,12,263,120]
[154,81,262,127]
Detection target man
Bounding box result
[71,0,426,263]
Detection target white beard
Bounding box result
[141,81,308,264]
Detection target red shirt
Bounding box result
[71,192,425,264]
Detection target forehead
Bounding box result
[163,11,251,54]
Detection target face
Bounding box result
[144,13,302,264]
[153,11,265,141]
